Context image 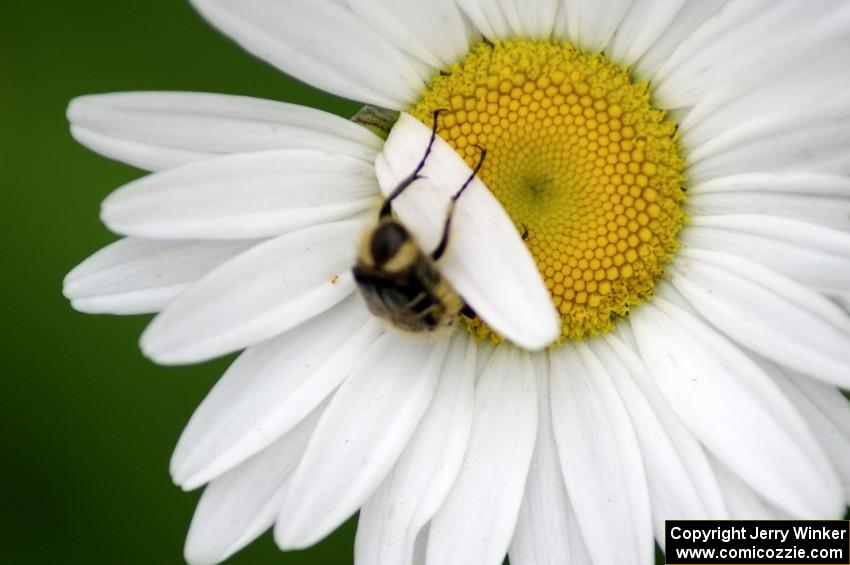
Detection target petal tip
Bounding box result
[168,455,196,491]
[183,531,222,565]
[507,325,560,352]
[62,269,81,298]
[139,323,185,366]
[66,95,90,123]
[272,521,309,552]
[494,294,560,351]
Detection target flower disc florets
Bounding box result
[411,39,687,342]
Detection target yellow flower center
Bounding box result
[410,39,687,343]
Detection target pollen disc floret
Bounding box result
[410,39,686,342]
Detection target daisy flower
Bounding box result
[64,1,850,564]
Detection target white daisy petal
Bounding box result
[561,0,634,53]
[141,219,363,365]
[790,372,850,448]
[68,92,381,171]
[70,127,208,174]
[171,295,381,490]
[411,527,429,565]
[558,0,581,48]
[426,346,537,565]
[344,0,473,68]
[275,333,449,550]
[495,0,527,38]
[680,58,850,160]
[768,366,850,503]
[649,0,772,98]
[474,339,497,379]
[686,24,850,118]
[683,214,850,297]
[603,332,728,523]
[671,249,850,387]
[549,343,653,565]
[590,337,726,549]
[190,0,427,109]
[611,316,639,349]
[508,352,591,565]
[64,238,257,315]
[688,191,850,231]
[354,478,396,565]
[454,0,512,40]
[550,2,569,39]
[634,0,731,81]
[376,113,559,350]
[654,2,849,110]
[511,0,558,40]
[355,333,476,565]
[607,0,686,66]
[833,294,850,313]
[690,172,850,196]
[795,382,850,495]
[677,4,850,120]
[631,299,844,518]
[102,149,378,240]
[688,118,850,182]
[184,405,323,565]
[711,458,789,520]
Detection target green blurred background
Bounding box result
[1,1,360,563]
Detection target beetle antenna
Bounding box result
[431,145,486,260]
[380,109,445,218]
